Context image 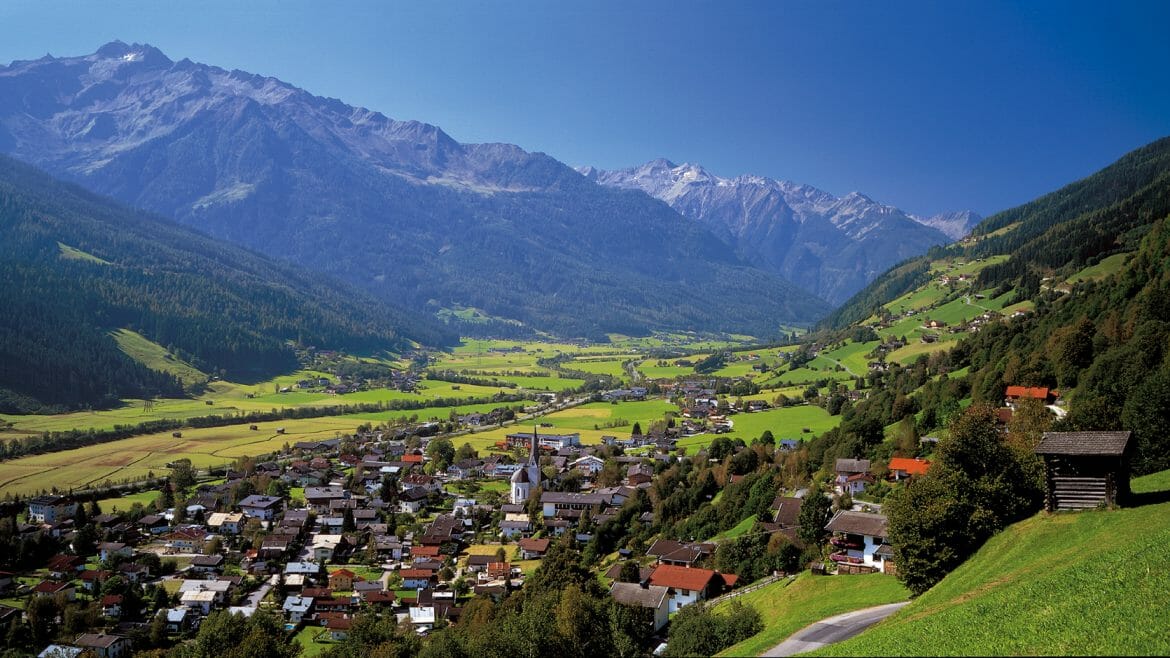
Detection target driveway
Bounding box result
[763,601,910,656]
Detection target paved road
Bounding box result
[763,601,910,656]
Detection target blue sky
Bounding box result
[2,0,1168,216]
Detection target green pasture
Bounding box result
[716,572,909,657]
[675,405,839,452]
[113,329,208,387]
[815,469,1170,656]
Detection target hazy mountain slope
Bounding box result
[915,210,982,240]
[0,153,454,413]
[0,42,828,339]
[583,159,954,305]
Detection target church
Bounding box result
[510,429,543,505]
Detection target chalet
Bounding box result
[238,495,283,521]
[164,607,192,634]
[46,554,85,579]
[308,534,347,562]
[571,455,606,475]
[328,569,356,591]
[206,512,245,535]
[179,579,232,609]
[887,457,931,481]
[610,581,671,632]
[282,595,313,623]
[27,495,78,524]
[400,569,435,590]
[138,514,170,535]
[79,569,110,592]
[517,537,550,560]
[447,458,484,480]
[98,542,133,562]
[844,472,875,494]
[401,473,441,493]
[540,491,609,518]
[398,488,429,514]
[34,580,75,600]
[1035,431,1134,511]
[626,463,654,486]
[304,487,347,512]
[74,633,131,658]
[770,496,803,529]
[164,526,213,554]
[834,458,871,487]
[499,519,531,539]
[1004,386,1056,407]
[505,431,581,450]
[353,580,383,596]
[101,594,124,618]
[466,555,494,573]
[314,597,353,616]
[190,555,225,574]
[647,564,727,613]
[117,562,151,584]
[645,539,715,567]
[326,617,352,641]
[826,510,893,574]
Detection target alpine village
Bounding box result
[2,17,1170,658]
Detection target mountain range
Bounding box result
[0,41,835,340]
[0,152,456,412]
[583,160,980,304]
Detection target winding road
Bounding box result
[762,601,910,656]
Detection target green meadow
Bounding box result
[813,469,1170,656]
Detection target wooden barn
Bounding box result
[1034,431,1133,512]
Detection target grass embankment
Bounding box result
[813,469,1170,656]
[715,572,910,657]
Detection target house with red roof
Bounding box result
[887,457,931,481]
[647,564,729,613]
[1004,386,1057,407]
[328,569,356,591]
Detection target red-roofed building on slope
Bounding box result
[887,457,931,481]
[646,564,732,613]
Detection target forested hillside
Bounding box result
[796,134,1170,594]
[0,155,456,413]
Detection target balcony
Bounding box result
[830,535,862,550]
[829,551,863,565]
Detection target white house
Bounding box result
[610,582,670,632]
[825,510,893,573]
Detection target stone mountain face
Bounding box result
[913,210,983,240]
[0,42,828,339]
[582,159,967,305]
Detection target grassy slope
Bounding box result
[111,329,208,387]
[716,572,910,657]
[813,469,1170,656]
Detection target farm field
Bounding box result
[819,340,879,376]
[95,489,162,513]
[567,357,629,378]
[675,405,838,452]
[636,358,706,379]
[0,400,520,498]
